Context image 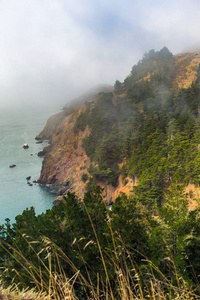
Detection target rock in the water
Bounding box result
[23,143,29,149]
[26,176,31,180]
[9,164,16,168]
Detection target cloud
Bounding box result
[0,0,200,110]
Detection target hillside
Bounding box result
[173,51,200,89]
[36,47,200,204]
[3,47,200,299]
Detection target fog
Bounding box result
[0,0,200,111]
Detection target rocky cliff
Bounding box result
[36,85,132,202]
[36,49,200,203]
[37,105,91,199]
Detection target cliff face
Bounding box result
[37,103,135,202]
[37,105,91,199]
[36,50,200,203]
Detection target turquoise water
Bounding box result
[0,108,57,224]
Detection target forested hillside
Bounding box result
[71,47,200,200]
[36,47,200,205]
[3,47,200,299]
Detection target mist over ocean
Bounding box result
[0,107,57,224]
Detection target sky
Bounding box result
[1,0,200,111]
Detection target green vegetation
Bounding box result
[81,173,88,182]
[2,47,200,298]
[73,47,200,191]
[1,185,200,299]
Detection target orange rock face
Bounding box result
[173,51,200,90]
[37,104,134,202]
[37,105,92,199]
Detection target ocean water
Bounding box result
[0,107,57,224]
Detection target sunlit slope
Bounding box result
[173,51,200,90]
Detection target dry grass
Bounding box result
[173,51,200,90]
[0,237,199,299]
[0,211,199,299]
[0,283,47,299]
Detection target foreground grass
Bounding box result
[0,283,47,300]
[1,189,200,299]
[0,233,199,300]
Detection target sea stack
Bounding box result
[9,164,16,168]
[23,143,29,149]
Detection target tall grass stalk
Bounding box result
[0,214,199,299]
